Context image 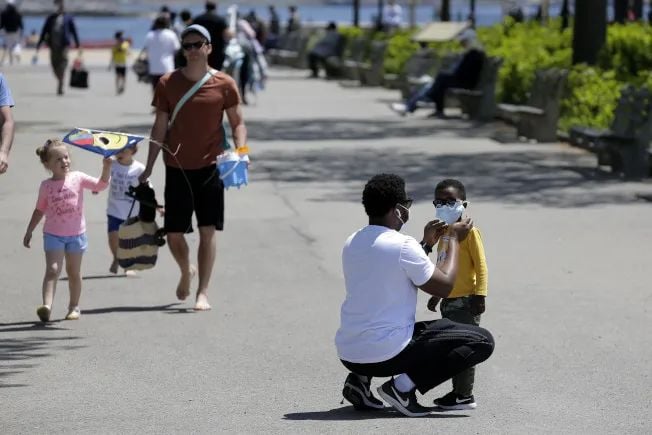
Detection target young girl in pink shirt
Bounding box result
[23,139,111,322]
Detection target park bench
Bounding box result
[569,85,652,179]
[497,68,568,142]
[447,56,503,121]
[359,41,388,87]
[268,31,310,69]
[324,36,366,80]
[383,48,438,96]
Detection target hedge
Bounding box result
[339,19,652,132]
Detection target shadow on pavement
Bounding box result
[82,303,183,315]
[245,117,495,142]
[255,147,632,208]
[283,406,469,420]
[0,336,83,388]
[61,274,129,281]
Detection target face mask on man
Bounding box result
[435,201,465,225]
[395,203,410,226]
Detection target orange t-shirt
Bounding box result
[152,69,240,170]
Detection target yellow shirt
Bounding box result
[112,41,130,66]
[436,226,488,298]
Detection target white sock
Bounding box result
[394,373,415,393]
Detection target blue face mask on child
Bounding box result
[435,201,465,225]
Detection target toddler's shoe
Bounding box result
[36,305,51,322]
[65,307,81,320]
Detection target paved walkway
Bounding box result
[1,61,651,434]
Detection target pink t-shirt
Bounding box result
[36,171,109,237]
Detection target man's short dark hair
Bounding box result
[180,9,192,22]
[326,21,337,31]
[362,174,408,218]
[435,179,467,200]
[206,1,217,12]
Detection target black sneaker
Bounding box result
[342,373,384,410]
[376,378,431,417]
[433,391,477,410]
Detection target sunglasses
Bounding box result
[400,198,413,209]
[182,41,207,51]
[433,199,461,208]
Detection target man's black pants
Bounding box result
[341,319,494,394]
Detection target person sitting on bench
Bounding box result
[307,22,342,78]
[391,29,485,118]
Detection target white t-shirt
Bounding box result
[335,225,435,364]
[144,29,180,75]
[107,160,146,220]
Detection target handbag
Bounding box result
[69,56,89,88]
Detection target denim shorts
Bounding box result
[43,232,88,253]
[107,215,125,233]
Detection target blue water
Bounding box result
[18,2,608,48]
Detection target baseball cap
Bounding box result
[181,24,211,43]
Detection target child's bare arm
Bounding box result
[23,209,44,248]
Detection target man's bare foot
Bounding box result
[176,265,196,301]
[194,292,211,311]
[109,259,119,274]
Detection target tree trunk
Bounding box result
[440,0,451,21]
[353,0,360,27]
[614,0,627,23]
[561,0,570,29]
[540,0,551,22]
[632,0,644,19]
[377,0,385,30]
[469,0,476,24]
[408,0,417,28]
[572,0,607,65]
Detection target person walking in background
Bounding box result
[0,0,24,65]
[35,0,80,96]
[265,5,280,50]
[142,15,179,94]
[109,31,130,95]
[286,5,301,33]
[193,1,228,70]
[23,139,111,322]
[0,73,15,174]
[139,24,247,311]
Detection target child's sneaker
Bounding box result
[36,305,51,322]
[65,307,81,320]
[433,391,477,410]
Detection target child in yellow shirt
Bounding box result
[427,179,488,411]
[110,31,130,95]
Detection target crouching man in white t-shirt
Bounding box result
[334,173,494,417]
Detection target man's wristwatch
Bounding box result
[420,241,433,254]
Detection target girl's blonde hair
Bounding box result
[36,138,67,164]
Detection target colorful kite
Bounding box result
[62,128,146,157]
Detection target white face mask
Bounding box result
[395,203,409,227]
[435,201,465,225]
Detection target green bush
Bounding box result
[351,20,652,132]
[559,66,622,131]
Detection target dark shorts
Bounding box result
[150,74,163,91]
[115,66,127,77]
[164,165,224,233]
[107,215,125,233]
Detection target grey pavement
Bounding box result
[1,61,651,434]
